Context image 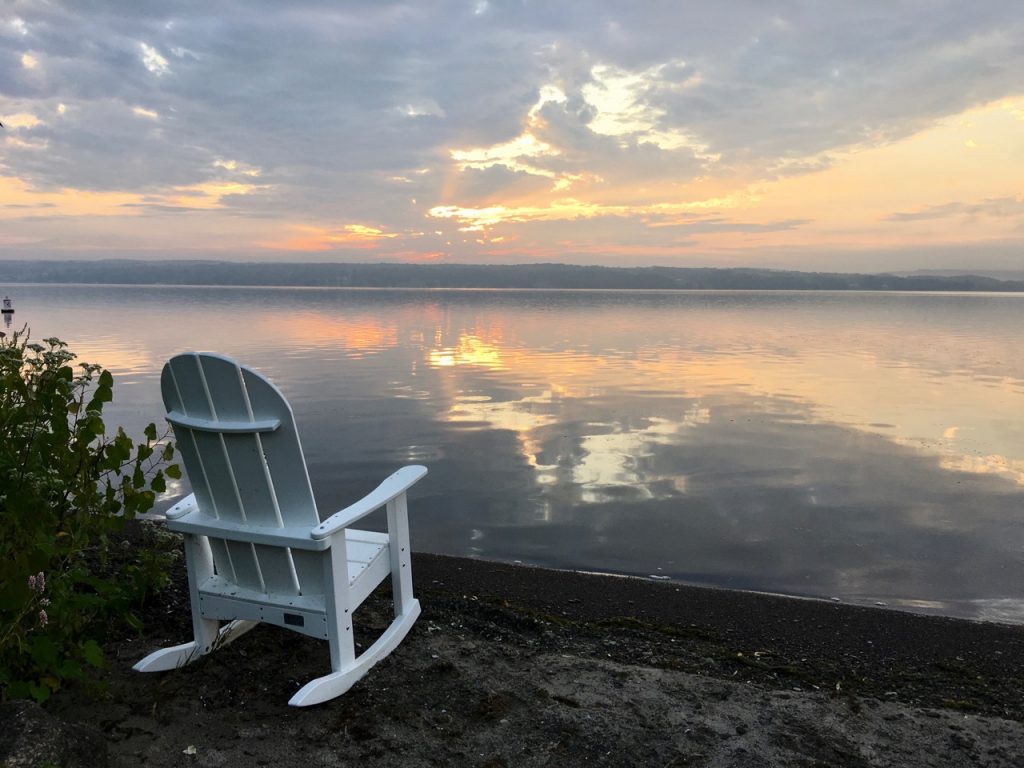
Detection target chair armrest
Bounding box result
[167,511,330,551]
[165,493,198,520]
[311,465,427,540]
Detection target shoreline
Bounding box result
[10,551,1021,767]
[482,560,1016,625]
[411,554,1024,714]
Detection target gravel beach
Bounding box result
[9,553,1023,767]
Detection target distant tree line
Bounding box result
[1,259,1023,292]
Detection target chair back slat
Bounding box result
[240,368,319,527]
[253,545,299,595]
[192,356,283,527]
[225,541,265,592]
[291,550,325,596]
[163,356,243,523]
[209,538,236,581]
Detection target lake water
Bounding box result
[9,284,1024,622]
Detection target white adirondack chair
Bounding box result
[133,352,426,706]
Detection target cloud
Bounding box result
[0,112,42,128]
[258,223,399,252]
[139,42,169,76]
[886,196,1024,222]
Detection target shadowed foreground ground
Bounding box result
[17,553,1024,767]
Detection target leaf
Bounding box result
[82,639,105,668]
[86,413,105,437]
[30,636,59,668]
[41,675,61,693]
[166,463,182,480]
[144,423,158,442]
[29,681,51,704]
[87,382,113,412]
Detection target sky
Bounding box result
[1,1,1023,273]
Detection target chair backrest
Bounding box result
[162,352,323,596]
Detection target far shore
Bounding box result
[4,258,1024,293]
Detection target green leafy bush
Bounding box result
[0,330,179,702]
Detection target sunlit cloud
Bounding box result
[0,175,267,218]
[528,84,568,121]
[583,62,713,157]
[139,42,169,76]
[213,158,261,177]
[429,199,608,230]
[0,112,42,129]
[451,133,559,179]
[258,223,398,251]
[21,52,37,69]
[3,136,48,150]
[132,106,159,120]
[161,181,267,208]
[0,176,155,217]
[1003,99,1024,121]
[400,100,445,118]
[428,190,755,232]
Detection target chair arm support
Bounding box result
[165,493,198,520]
[311,465,427,540]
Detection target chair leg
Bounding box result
[387,494,416,617]
[134,619,259,672]
[288,599,421,707]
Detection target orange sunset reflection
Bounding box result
[417,308,1024,492]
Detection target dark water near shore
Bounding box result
[11,284,1024,622]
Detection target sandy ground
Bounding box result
[8,554,1024,767]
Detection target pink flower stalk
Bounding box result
[38,610,48,627]
[27,571,46,593]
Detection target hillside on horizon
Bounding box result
[2,259,1024,292]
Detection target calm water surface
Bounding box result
[11,285,1024,622]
